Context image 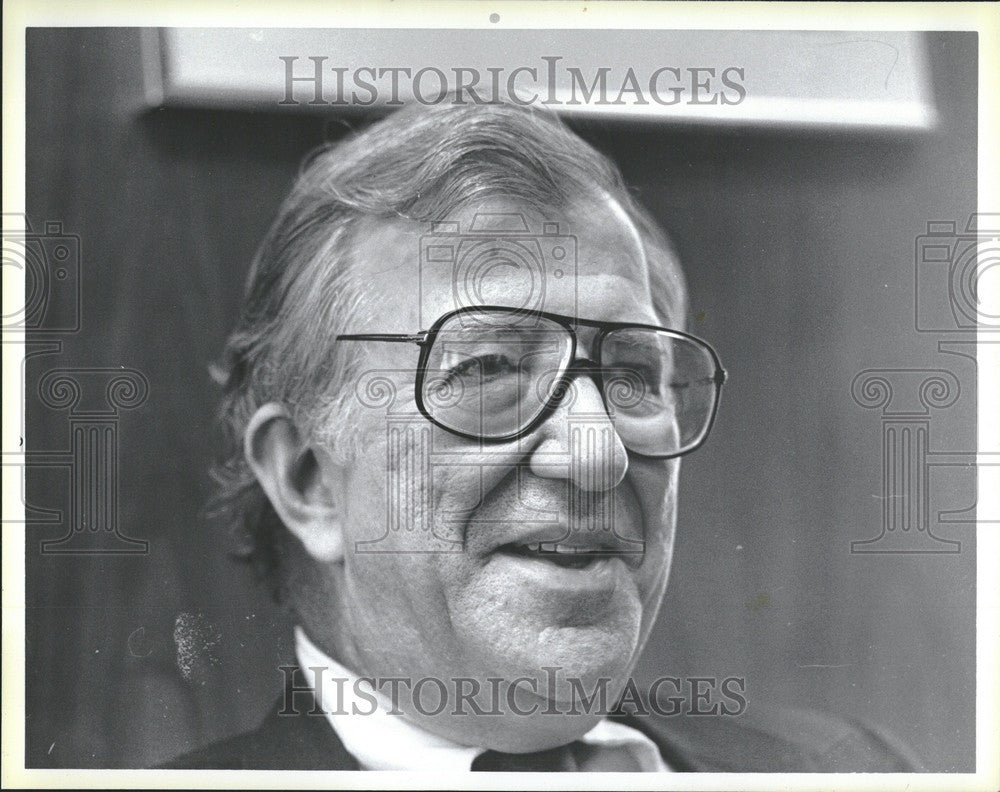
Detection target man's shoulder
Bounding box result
[160,726,273,771]
[159,698,358,771]
[162,697,921,772]
[621,704,922,772]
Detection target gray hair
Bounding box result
[210,101,687,594]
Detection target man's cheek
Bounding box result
[429,458,514,525]
[421,430,527,537]
[631,459,678,521]
[349,424,486,553]
[343,426,416,551]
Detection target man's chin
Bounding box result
[483,637,639,722]
[504,602,644,683]
[462,552,645,669]
[479,709,609,754]
[466,669,634,753]
[402,680,623,754]
[516,642,635,694]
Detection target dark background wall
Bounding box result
[24,28,976,770]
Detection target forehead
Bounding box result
[350,196,661,333]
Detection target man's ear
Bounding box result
[244,403,344,563]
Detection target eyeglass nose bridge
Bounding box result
[546,357,609,415]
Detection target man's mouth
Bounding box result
[496,542,624,571]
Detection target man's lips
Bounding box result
[488,528,644,570]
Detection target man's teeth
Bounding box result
[522,542,606,554]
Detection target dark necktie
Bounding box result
[472,740,641,771]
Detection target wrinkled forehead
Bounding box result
[351,195,663,333]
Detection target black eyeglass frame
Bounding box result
[336,305,728,459]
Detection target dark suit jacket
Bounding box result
[163,682,922,772]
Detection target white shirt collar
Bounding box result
[294,626,670,772]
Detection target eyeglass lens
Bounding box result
[420,310,717,455]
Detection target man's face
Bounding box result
[312,195,680,749]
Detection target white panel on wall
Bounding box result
[142,28,937,132]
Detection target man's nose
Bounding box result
[526,369,629,490]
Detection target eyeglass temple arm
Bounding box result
[336,333,427,344]
[668,372,727,389]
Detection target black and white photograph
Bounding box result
[3,1,998,788]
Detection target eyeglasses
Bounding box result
[337,305,726,458]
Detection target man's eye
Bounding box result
[446,353,517,384]
[621,363,665,394]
